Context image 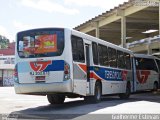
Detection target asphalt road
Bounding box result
[0,87,160,120]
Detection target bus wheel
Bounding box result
[119,83,131,99]
[94,81,102,102]
[153,82,158,92]
[85,81,102,103]
[47,94,65,104]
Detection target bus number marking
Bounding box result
[30,61,52,72]
[136,70,150,84]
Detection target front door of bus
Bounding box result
[73,39,91,96]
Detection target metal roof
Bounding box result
[74,0,159,45]
[74,0,133,30]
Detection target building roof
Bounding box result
[0,42,15,55]
[74,0,159,45]
[74,0,133,30]
[8,42,15,49]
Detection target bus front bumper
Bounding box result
[14,80,72,95]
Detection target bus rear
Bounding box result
[14,28,73,95]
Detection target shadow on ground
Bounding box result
[9,91,160,120]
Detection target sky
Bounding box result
[0,0,128,42]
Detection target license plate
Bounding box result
[35,76,45,81]
[30,71,49,76]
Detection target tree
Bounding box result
[0,35,9,49]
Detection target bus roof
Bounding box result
[16,27,133,54]
[17,27,65,35]
[71,28,133,54]
[134,54,156,59]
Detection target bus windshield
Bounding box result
[17,28,64,58]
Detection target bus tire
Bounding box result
[47,94,65,104]
[153,82,158,92]
[94,81,102,102]
[119,82,131,99]
[85,81,102,103]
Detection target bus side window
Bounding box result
[71,39,78,61]
[108,47,117,68]
[77,39,85,62]
[144,59,158,72]
[98,44,104,66]
[71,35,85,63]
[98,44,109,66]
[136,58,158,72]
[117,50,125,69]
[148,59,158,72]
[92,42,99,65]
[136,59,138,66]
[102,46,109,66]
[124,53,131,70]
[156,59,160,71]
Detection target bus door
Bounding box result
[85,43,91,95]
[155,59,160,88]
[132,56,137,92]
[72,37,91,96]
[135,58,147,91]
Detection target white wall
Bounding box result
[0,56,15,86]
[2,70,14,86]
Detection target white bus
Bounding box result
[14,28,134,104]
[133,54,159,91]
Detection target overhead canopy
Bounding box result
[74,0,159,46]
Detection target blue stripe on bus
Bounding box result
[18,60,127,81]
[44,60,64,72]
[17,60,64,73]
[90,66,124,81]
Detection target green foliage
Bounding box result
[0,35,9,49]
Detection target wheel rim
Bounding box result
[154,83,158,91]
[126,84,130,96]
[96,86,101,100]
[126,87,130,96]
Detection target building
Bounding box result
[0,42,15,86]
[127,35,160,56]
[74,0,160,56]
